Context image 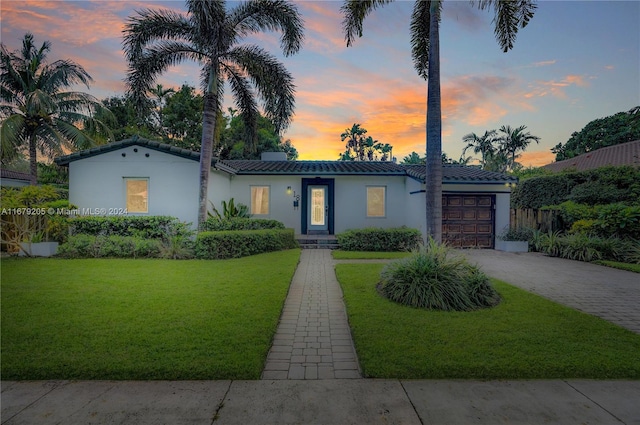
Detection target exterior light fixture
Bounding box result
[286,186,292,195]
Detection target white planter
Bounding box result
[495,240,529,253]
[19,242,59,257]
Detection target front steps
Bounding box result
[296,235,339,249]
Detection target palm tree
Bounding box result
[0,33,113,185]
[123,0,304,229]
[342,0,536,242]
[339,123,367,161]
[462,129,498,168]
[498,124,540,171]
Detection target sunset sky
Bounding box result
[1,1,638,166]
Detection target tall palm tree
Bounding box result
[339,123,367,160]
[498,124,540,171]
[123,0,304,229]
[0,33,113,185]
[342,0,536,242]
[462,129,498,168]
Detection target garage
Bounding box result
[442,194,494,248]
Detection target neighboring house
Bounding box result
[55,136,517,248]
[1,169,31,187]
[543,140,640,172]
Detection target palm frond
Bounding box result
[229,0,304,56]
[225,67,259,151]
[38,60,93,92]
[226,45,295,133]
[341,0,395,47]
[410,0,434,80]
[185,0,226,43]
[474,0,537,52]
[0,114,26,161]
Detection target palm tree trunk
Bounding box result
[29,133,38,185]
[197,67,219,230]
[425,0,442,243]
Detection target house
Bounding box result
[54,136,517,248]
[543,140,640,172]
[1,169,31,187]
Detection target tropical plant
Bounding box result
[498,125,540,171]
[379,239,500,311]
[0,33,113,184]
[208,199,251,221]
[342,0,536,241]
[123,0,304,230]
[462,130,498,168]
[401,151,425,164]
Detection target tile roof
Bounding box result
[403,164,518,183]
[54,136,203,166]
[216,160,406,175]
[53,138,516,184]
[1,169,31,181]
[543,140,640,172]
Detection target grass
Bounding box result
[336,263,640,379]
[332,250,412,260]
[1,249,300,380]
[594,260,640,274]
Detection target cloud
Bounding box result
[519,150,555,167]
[524,74,590,99]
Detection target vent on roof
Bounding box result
[261,152,287,161]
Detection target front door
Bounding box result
[308,185,328,233]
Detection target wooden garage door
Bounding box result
[442,195,494,248]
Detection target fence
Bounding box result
[510,208,562,233]
[1,214,50,253]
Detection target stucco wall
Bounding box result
[69,145,202,226]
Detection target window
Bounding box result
[251,186,270,215]
[367,186,385,217]
[126,178,148,213]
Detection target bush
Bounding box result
[68,216,193,240]
[337,227,422,251]
[195,229,298,259]
[58,235,162,258]
[497,226,533,241]
[594,204,640,239]
[201,217,285,231]
[379,239,500,311]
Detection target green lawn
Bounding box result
[594,260,640,274]
[1,250,300,380]
[336,263,640,379]
[332,250,412,260]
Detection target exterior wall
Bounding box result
[405,177,426,237]
[0,178,30,187]
[68,145,202,226]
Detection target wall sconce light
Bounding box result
[286,186,292,195]
[287,186,300,209]
[505,182,517,189]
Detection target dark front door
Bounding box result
[301,178,334,235]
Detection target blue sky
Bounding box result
[2,1,638,165]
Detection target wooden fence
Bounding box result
[510,208,562,233]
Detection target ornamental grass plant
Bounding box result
[379,239,500,311]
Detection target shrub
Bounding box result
[379,239,500,311]
[594,204,640,239]
[195,229,298,259]
[68,216,193,240]
[208,198,250,220]
[497,226,533,241]
[201,217,285,231]
[337,227,422,251]
[58,235,162,258]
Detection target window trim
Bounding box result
[125,177,149,213]
[250,185,270,216]
[366,185,386,218]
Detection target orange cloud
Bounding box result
[519,150,555,167]
[525,74,590,99]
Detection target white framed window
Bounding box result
[125,178,148,213]
[251,186,270,215]
[367,186,386,217]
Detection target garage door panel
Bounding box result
[442,194,495,249]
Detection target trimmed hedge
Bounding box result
[337,227,422,252]
[511,166,640,209]
[68,216,193,239]
[195,229,298,259]
[201,217,285,231]
[58,234,162,258]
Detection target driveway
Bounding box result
[458,250,640,334]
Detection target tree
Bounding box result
[338,123,393,161]
[123,0,304,229]
[342,0,536,242]
[551,107,640,161]
[219,112,298,160]
[462,130,498,168]
[498,125,539,172]
[0,33,113,184]
[401,151,425,164]
[161,84,203,150]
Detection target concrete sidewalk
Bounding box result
[3,379,640,424]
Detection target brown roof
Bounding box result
[543,140,640,172]
[1,169,31,181]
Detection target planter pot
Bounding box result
[495,240,529,253]
[19,242,59,257]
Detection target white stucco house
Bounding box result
[55,136,517,248]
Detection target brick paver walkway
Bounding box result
[262,249,361,380]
